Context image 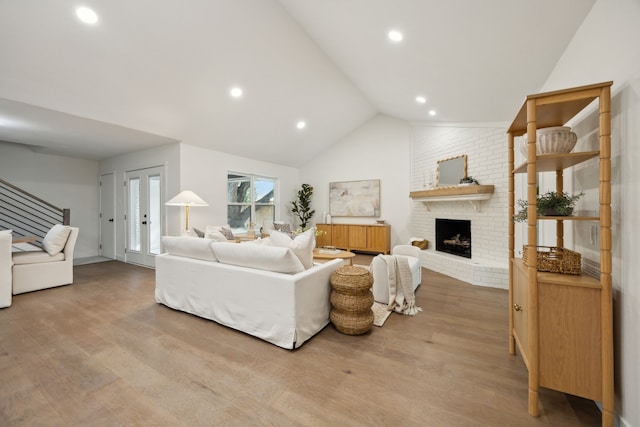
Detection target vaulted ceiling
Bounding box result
[0,0,595,166]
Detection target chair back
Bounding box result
[391,244,421,259]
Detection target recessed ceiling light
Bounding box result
[429,110,437,116]
[388,30,403,42]
[230,87,243,98]
[296,121,306,130]
[416,96,426,104]
[76,7,98,24]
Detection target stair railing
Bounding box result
[0,178,70,246]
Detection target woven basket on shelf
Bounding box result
[522,245,582,275]
[329,266,374,335]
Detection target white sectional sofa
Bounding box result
[0,230,12,308]
[155,233,342,349]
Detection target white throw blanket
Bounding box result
[378,254,422,316]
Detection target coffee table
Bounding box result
[313,248,356,266]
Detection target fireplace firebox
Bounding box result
[436,218,471,258]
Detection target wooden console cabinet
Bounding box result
[316,224,390,254]
[507,82,614,426]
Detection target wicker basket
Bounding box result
[522,245,582,275]
[330,266,374,335]
[330,291,374,313]
[330,309,374,335]
[330,266,373,295]
[411,239,429,250]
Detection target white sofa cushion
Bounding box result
[269,228,315,269]
[42,224,71,256]
[211,242,305,274]
[12,251,65,265]
[162,236,218,262]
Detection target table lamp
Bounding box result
[165,190,208,231]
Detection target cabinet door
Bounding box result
[538,281,602,400]
[316,224,331,247]
[348,225,368,250]
[332,225,350,250]
[367,225,390,254]
[512,260,529,363]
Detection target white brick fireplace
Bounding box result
[411,124,509,289]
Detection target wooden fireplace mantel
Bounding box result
[409,185,495,212]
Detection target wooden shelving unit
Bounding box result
[507,81,614,426]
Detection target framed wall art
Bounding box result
[329,179,380,217]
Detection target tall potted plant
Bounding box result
[290,184,315,230]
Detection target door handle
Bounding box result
[108,218,114,222]
[142,221,147,225]
[514,303,523,312]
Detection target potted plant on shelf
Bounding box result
[459,176,479,186]
[513,191,584,222]
[290,183,315,230]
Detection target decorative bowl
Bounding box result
[376,219,385,224]
[519,126,577,158]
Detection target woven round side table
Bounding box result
[329,265,374,335]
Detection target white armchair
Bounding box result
[0,230,12,308]
[371,244,422,304]
[12,226,79,295]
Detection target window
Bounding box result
[227,173,275,233]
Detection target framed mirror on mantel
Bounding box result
[436,154,467,187]
[410,153,494,211]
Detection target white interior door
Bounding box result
[125,166,164,267]
[99,172,116,259]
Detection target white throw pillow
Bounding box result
[0,229,11,236]
[42,224,71,256]
[211,242,305,274]
[162,236,218,261]
[204,229,228,242]
[205,225,234,240]
[269,228,315,269]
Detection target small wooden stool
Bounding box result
[329,265,374,335]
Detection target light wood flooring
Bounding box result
[0,256,601,426]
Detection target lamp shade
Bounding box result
[165,190,208,207]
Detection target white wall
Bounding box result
[99,143,181,260]
[0,141,99,258]
[299,114,413,247]
[540,0,640,425]
[410,125,509,287]
[178,144,300,233]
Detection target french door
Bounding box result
[125,166,164,267]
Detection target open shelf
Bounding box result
[507,82,612,136]
[410,185,494,212]
[512,259,601,289]
[513,151,599,173]
[537,215,599,221]
[409,184,494,198]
